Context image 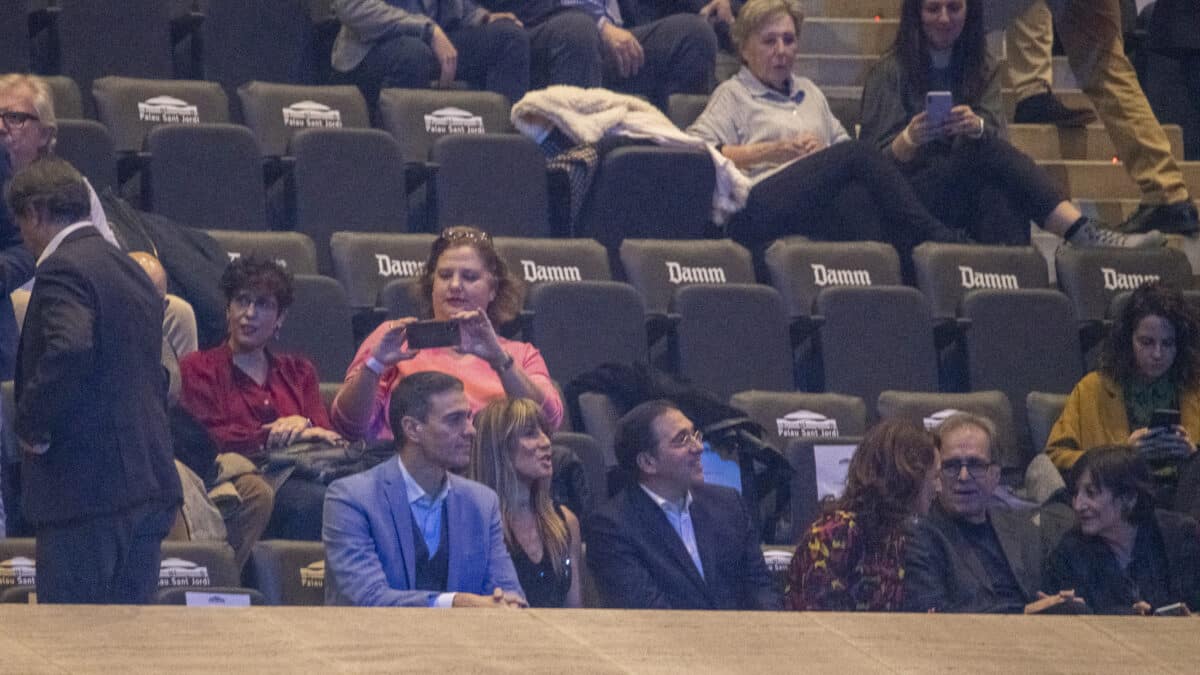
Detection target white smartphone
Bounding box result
[925,90,953,129]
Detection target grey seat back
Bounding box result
[380,278,423,320]
[159,540,241,588]
[1026,391,1069,455]
[92,77,230,154]
[206,230,319,275]
[275,274,355,381]
[764,238,901,319]
[1055,247,1192,322]
[577,391,622,467]
[203,0,321,100]
[330,232,436,310]
[249,540,326,606]
[147,123,267,230]
[237,82,370,157]
[377,88,512,162]
[493,237,611,286]
[551,431,605,521]
[431,133,549,237]
[877,390,1018,467]
[784,436,863,535]
[670,284,793,399]
[619,238,754,315]
[55,119,117,194]
[666,93,708,129]
[730,391,867,456]
[0,538,37,595]
[912,243,1050,319]
[44,76,84,120]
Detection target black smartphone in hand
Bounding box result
[405,320,460,349]
[1150,409,1181,431]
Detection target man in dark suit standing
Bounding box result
[6,157,181,604]
[585,399,781,610]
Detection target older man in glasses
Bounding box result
[904,412,1084,614]
[585,399,781,610]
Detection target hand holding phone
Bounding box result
[925,91,953,132]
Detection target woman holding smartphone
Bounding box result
[1046,282,1200,515]
[859,0,1164,248]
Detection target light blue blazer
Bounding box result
[323,458,523,606]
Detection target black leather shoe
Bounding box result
[1013,92,1097,127]
[1117,201,1200,235]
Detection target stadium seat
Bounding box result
[729,391,868,456]
[670,284,794,399]
[379,278,423,320]
[159,540,242,588]
[576,146,715,258]
[876,390,1019,469]
[147,124,267,230]
[0,586,36,604]
[291,128,409,273]
[431,133,549,237]
[0,538,37,599]
[202,0,322,101]
[666,93,708,129]
[1108,288,1200,322]
[763,237,903,323]
[784,435,864,536]
[55,120,117,195]
[1055,246,1192,325]
[815,286,939,409]
[92,77,231,155]
[376,88,512,163]
[619,238,755,316]
[330,232,436,311]
[551,431,605,521]
[154,586,268,605]
[912,243,1050,321]
[205,230,319,274]
[237,82,371,158]
[576,391,622,467]
[248,540,326,606]
[275,275,355,382]
[56,1,177,114]
[1026,391,1069,455]
[43,76,83,120]
[0,1,30,73]
[493,237,611,286]
[960,289,1084,468]
[524,281,649,389]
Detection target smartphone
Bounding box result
[925,90,953,128]
[1154,601,1189,616]
[1150,408,1181,431]
[405,319,460,349]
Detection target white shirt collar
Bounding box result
[640,483,693,514]
[396,455,450,506]
[36,221,94,267]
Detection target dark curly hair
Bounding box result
[1100,281,1200,390]
[219,254,294,312]
[834,418,939,543]
[417,226,524,326]
[890,0,990,106]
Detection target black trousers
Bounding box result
[265,474,327,541]
[35,500,174,604]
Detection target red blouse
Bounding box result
[179,344,332,463]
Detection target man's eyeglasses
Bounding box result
[666,429,703,449]
[940,460,995,480]
[0,111,39,129]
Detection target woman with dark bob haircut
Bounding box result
[1044,445,1200,615]
[180,254,343,541]
[332,226,563,441]
[1046,282,1200,514]
[786,418,940,611]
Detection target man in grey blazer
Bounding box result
[331,0,530,104]
[323,371,526,607]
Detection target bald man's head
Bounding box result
[128,251,167,298]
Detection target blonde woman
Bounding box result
[471,398,582,607]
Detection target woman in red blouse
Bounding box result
[180,255,343,540]
[786,418,940,611]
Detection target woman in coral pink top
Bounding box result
[332,226,563,441]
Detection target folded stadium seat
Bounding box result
[248,540,326,606]
[290,128,409,273]
[729,391,868,457]
[146,124,268,230]
[551,431,606,521]
[54,120,117,195]
[493,237,611,287]
[0,1,29,73]
[159,540,242,589]
[430,133,550,237]
[202,0,322,106]
[377,88,513,163]
[1026,392,1068,457]
[275,274,356,382]
[575,146,715,260]
[55,0,178,115]
[959,289,1083,470]
[619,238,755,325]
[43,76,83,120]
[331,232,436,314]
[0,538,37,601]
[237,81,371,159]
[1055,246,1192,362]
[524,281,649,389]
[815,286,939,410]
[205,230,319,274]
[783,435,865,537]
[669,284,794,400]
[665,93,709,129]
[877,389,1019,468]
[379,278,422,320]
[154,586,268,605]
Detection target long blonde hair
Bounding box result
[471,398,569,576]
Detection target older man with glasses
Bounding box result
[903,412,1086,614]
[584,399,781,610]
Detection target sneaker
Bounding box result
[1066,219,1166,248]
[1116,201,1200,236]
[1013,92,1097,127]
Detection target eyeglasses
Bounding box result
[230,292,279,314]
[0,111,39,129]
[940,460,995,480]
[666,429,703,449]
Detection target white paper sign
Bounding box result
[814,444,858,500]
[184,591,252,607]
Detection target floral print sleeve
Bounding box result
[784,510,906,611]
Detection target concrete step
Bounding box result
[1010,124,1185,162]
[800,0,903,19]
[800,17,898,56]
[796,54,1076,88]
[1037,160,1200,200]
